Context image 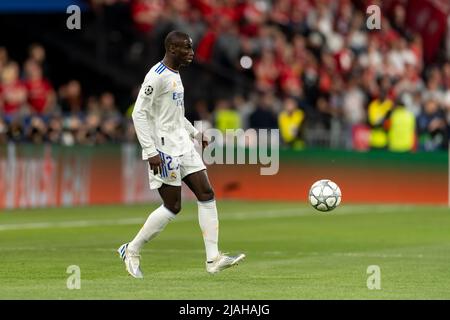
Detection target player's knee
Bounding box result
[198,187,214,202]
[172,202,182,214]
[165,202,182,214]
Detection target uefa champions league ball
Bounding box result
[309,179,342,212]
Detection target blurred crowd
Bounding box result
[1,0,450,152]
[0,44,136,146]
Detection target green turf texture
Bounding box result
[0,201,449,299]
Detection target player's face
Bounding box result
[176,38,194,66]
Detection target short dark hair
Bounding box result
[164,31,190,51]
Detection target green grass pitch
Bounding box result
[0,201,449,299]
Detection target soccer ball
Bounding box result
[309,179,342,212]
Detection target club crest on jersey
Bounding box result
[144,85,153,95]
[170,172,177,180]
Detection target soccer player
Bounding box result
[118,31,245,278]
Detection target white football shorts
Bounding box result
[148,146,206,189]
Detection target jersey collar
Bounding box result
[160,61,179,74]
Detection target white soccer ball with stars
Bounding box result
[309,179,342,212]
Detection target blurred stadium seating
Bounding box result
[0,0,450,151]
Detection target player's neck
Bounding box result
[162,57,180,72]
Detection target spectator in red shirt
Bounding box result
[216,0,240,23]
[131,0,165,33]
[190,0,215,18]
[254,49,281,92]
[24,60,54,114]
[318,52,336,94]
[195,25,218,63]
[279,45,302,97]
[374,18,401,51]
[0,62,27,116]
[239,0,266,37]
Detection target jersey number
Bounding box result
[164,155,179,171]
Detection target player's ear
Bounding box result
[168,43,177,55]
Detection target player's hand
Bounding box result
[202,139,208,150]
[201,134,209,151]
[148,154,162,175]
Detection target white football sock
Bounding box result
[128,204,176,253]
[198,200,219,262]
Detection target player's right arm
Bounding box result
[132,75,162,174]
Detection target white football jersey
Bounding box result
[132,61,199,159]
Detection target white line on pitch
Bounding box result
[0,205,421,232]
[0,246,428,259]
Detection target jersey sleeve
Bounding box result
[132,74,161,160]
[184,117,200,139]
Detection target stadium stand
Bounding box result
[0,0,449,151]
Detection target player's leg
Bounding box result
[182,168,214,201]
[127,184,181,254]
[119,153,182,278]
[119,184,181,278]
[183,169,218,259]
[183,169,245,273]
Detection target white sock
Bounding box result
[198,200,219,262]
[128,204,176,253]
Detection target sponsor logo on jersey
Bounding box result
[172,92,184,100]
[173,92,184,107]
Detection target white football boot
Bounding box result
[118,243,143,279]
[206,252,246,274]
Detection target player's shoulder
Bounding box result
[151,61,167,76]
[151,61,179,77]
[144,62,179,83]
[144,62,163,79]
